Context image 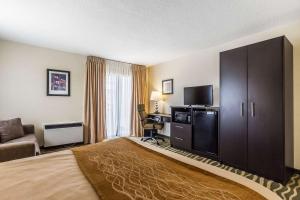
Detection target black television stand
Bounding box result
[170,106,219,160]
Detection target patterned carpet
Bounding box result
[143,137,300,200]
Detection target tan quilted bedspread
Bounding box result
[72,138,267,200]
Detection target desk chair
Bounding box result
[137,104,165,145]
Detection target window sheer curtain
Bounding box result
[106,60,132,138]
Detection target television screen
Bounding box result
[184,85,213,106]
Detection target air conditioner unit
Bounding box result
[43,122,83,147]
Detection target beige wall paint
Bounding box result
[0,40,86,144]
[149,20,300,169]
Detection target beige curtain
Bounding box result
[83,56,106,144]
[131,65,149,137]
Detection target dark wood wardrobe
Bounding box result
[220,36,294,183]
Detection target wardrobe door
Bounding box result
[220,47,248,169]
[247,37,284,181]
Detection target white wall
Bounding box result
[149,20,300,169]
[149,50,219,114]
[0,40,86,144]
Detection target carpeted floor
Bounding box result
[143,137,300,200]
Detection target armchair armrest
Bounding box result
[144,118,157,123]
[0,142,35,162]
[23,124,35,135]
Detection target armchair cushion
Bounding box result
[6,133,40,154]
[0,142,35,162]
[0,118,24,143]
[144,123,155,129]
[143,122,164,130]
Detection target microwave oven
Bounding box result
[174,111,191,124]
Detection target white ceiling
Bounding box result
[1,0,300,65]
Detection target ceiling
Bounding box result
[1,0,300,65]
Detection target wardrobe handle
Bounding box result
[175,137,183,141]
[240,102,244,117]
[175,125,183,129]
[250,102,255,117]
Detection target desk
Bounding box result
[148,113,171,136]
[148,113,171,123]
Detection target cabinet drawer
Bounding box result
[170,123,192,151]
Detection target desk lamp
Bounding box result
[150,91,161,114]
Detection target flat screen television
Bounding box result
[184,85,213,106]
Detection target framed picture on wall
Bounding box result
[47,69,70,96]
[162,79,173,94]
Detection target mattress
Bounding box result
[0,137,281,200]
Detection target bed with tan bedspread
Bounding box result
[0,137,281,200]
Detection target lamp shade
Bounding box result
[150,91,161,101]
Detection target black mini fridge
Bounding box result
[192,110,218,157]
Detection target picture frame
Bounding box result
[162,79,173,94]
[47,69,70,96]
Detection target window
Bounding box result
[105,60,132,138]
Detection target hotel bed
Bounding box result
[0,137,280,200]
